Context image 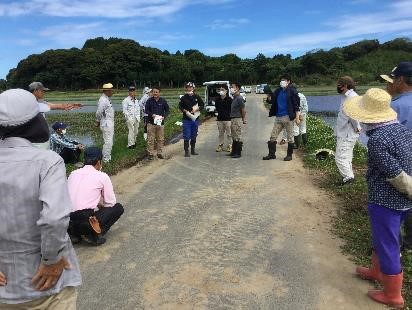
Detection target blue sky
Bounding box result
[0,0,411,79]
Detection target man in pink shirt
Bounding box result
[67,147,124,245]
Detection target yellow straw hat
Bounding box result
[343,88,397,123]
[102,83,114,90]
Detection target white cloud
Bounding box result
[206,18,250,30]
[204,1,412,57]
[138,32,193,46]
[0,0,234,18]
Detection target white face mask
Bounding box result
[280,81,288,88]
[230,88,237,95]
[61,129,67,135]
[186,90,194,95]
[219,90,226,96]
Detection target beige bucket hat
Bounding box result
[343,88,397,123]
[102,83,114,90]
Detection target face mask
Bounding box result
[337,86,344,94]
[219,90,226,96]
[280,81,288,88]
[61,129,66,135]
[230,88,237,94]
[186,90,194,95]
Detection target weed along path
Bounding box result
[75,94,383,309]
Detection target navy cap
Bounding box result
[128,86,136,91]
[51,121,67,131]
[84,147,103,161]
[381,62,412,83]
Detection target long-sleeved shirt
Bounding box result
[139,94,150,117]
[96,94,114,126]
[67,165,116,212]
[391,91,412,129]
[145,97,170,125]
[335,89,361,139]
[179,93,204,121]
[215,95,232,121]
[366,123,412,210]
[0,137,81,304]
[122,96,140,119]
[50,132,78,155]
[298,93,308,114]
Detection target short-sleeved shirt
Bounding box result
[230,94,245,118]
[391,91,412,129]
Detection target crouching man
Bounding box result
[67,147,124,246]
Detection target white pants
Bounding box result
[282,114,307,139]
[126,117,140,147]
[335,137,357,182]
[101,122,114,162]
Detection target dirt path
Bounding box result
[75,94,382,309]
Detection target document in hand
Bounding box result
[185,104,200,121]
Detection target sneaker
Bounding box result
[216,144,223,152]
[81,234,106,246]
[127,145,136,149]
[224,145,232,152]
[157,154,164,159]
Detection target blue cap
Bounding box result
[51,121,67,131]
[84,147,103,161]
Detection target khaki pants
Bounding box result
[231,118,243,142]
[0,287,77,310]
[270,116,294,143]
[147,123,164,156]
[217,121,232,146]
[126,117,140,147]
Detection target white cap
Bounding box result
[0,89,39,127]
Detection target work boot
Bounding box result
[284,143,294,161]
[356,252,382,283]
[263,141,276,160]
[302,133,308,146]
[294,135,301,149]
[225,143,232,153]
[216,144,223,152]
[190,139,198,155]
[367,272,404,308]
[226,142,235,156]
[232,141,242,158]
[184,140,190,157]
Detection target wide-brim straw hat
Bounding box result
[343,88,397,123]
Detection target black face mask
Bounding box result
[0,113,50,143]
[337,86,344,94]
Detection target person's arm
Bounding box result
[49,102,82,111]
[95,97,107,125]
[51,134,78,150]
[368,137,403,179]
[240,100,247,124]
[179,97,186,113]
[122,98,128,118]
[145,99,153,119]
[101,174,117,208]
[349,115,362,133]
[0,271,6,286]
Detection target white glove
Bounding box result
[387,171,412,200]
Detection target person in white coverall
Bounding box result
[122,86,140,149]
[139,87,152,141]
[96,83,115,162]
[334,76,361,185]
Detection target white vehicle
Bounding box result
[203,81,246,115]
[243,85,252,93]
[255,84,268,94]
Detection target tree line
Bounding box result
[3,37,412,91]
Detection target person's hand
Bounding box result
[192,106,199,113]
[0,271,7,286]
[295,118,301,125]
[31,257,71,291]
[64,103,83,111]
[78,144,85,150]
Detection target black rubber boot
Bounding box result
[284,143,294,161]
[232,141,242,158]
[263,141,277,160]
[302,133,308,146]
[184,140,190,157]
[226,141,235,156]
[294,135,301,149]
[190,139,198,155]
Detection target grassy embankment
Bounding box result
[46,88,190,176]
[303,115,411,307]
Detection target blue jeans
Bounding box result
[183,119,199,140]
[368,203,411,275]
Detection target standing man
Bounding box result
[215,85,232,152]
[67,147,124,246]
[145,87,170,160]
[179,82,204,157]
[122,86,140,149]
[381,62,412,252]
[334,76,361,185]
[0,89,81,308]
[263,74,300,161]
[229,82,247,158]
[96,83,115,163]
[139,87,152,141]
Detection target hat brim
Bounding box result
[343,96,397,123]
[380,74,393,83]
[102,88,113,90]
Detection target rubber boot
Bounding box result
[294,135,301,149]
[184,140,190,157]
[190,139,198,155]
[302,133,308,146]
[356,252,382,283]
[263,141,276,160]
[232,141,242,158]
[367,272,404,308]
[284,143,294,161]
[226,141,235,156]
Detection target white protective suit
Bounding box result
[122,95,140,147]
[96,94,115,162]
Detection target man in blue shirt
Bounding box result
[264,74,300,161]
[381,62,412,252]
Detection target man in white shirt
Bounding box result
[334,76,361,185]
[122,86,140,149]
[95,83,115,162]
